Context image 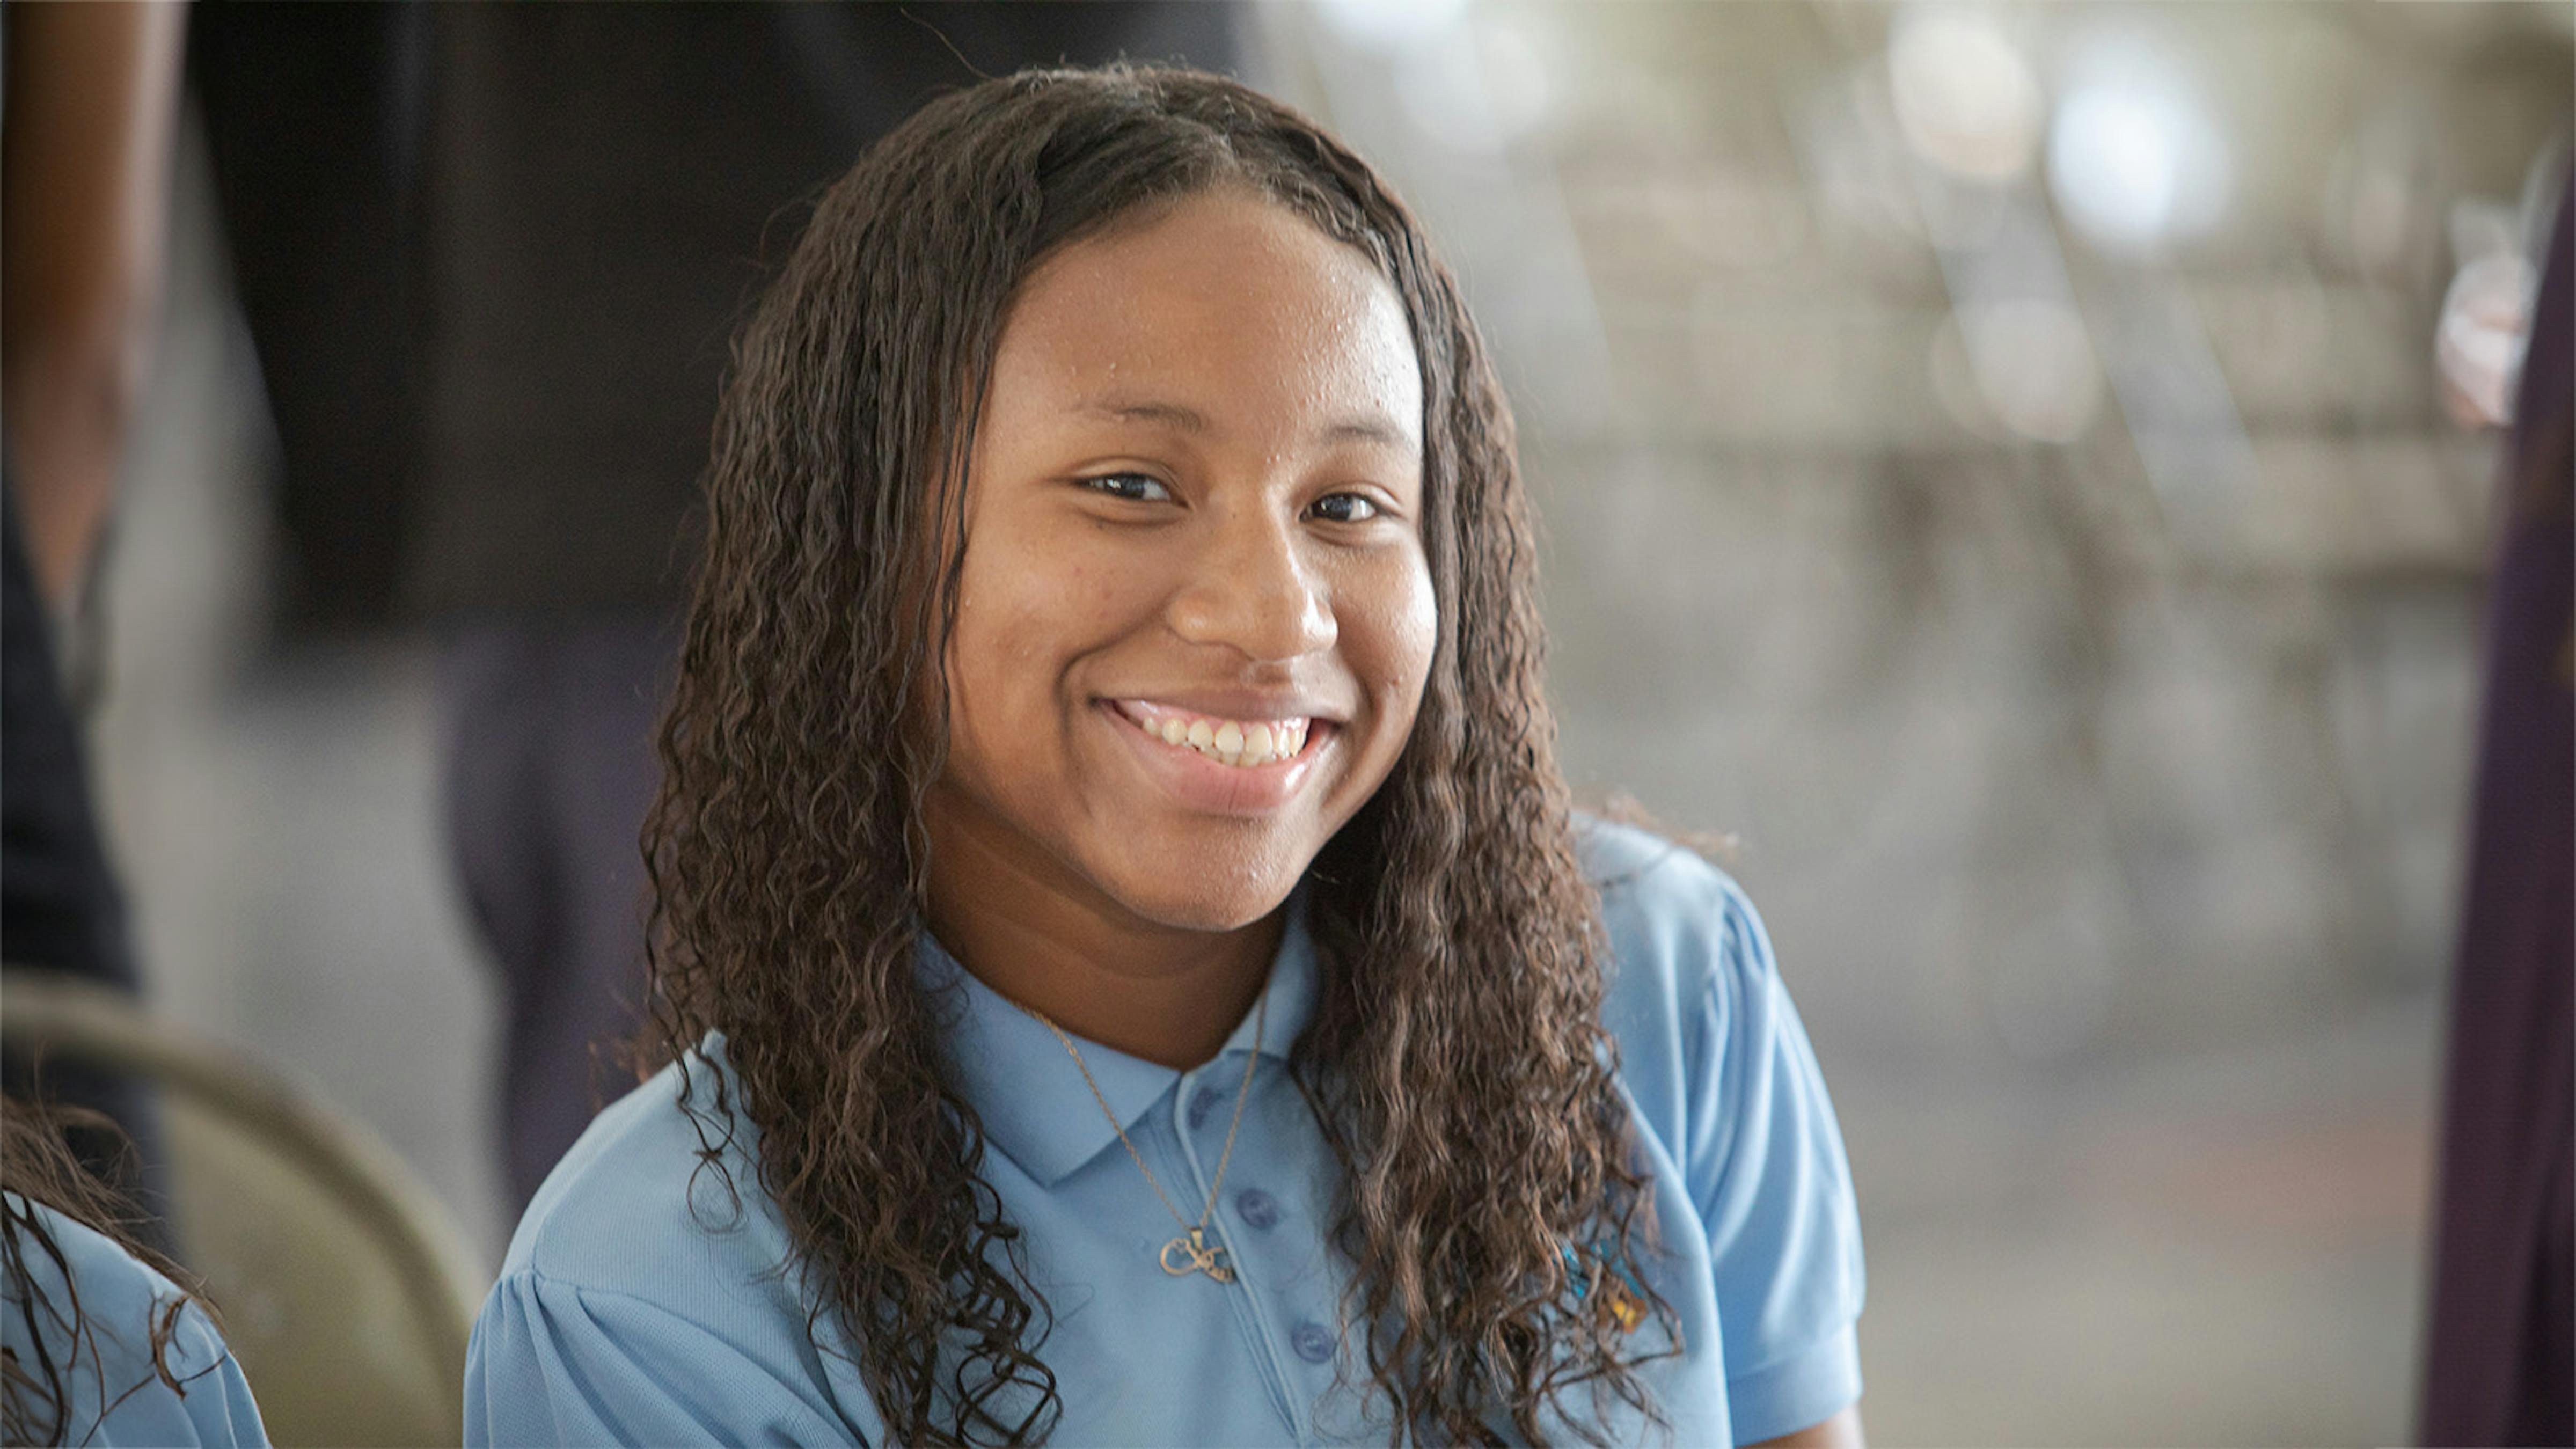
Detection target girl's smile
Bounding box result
[1100,696,1340,815]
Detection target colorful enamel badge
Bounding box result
[1563,1241,1650,1334]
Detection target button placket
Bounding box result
[1168,1059,1256,1283]
[1169,1055,1315,1444]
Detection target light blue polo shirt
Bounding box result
[465,822,1864,1445]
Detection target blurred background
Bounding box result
[50,1,2570,1443]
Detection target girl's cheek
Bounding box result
[1043,523,1152,614]
[1357,552,1438,673]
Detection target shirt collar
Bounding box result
[918,891,1320,1188]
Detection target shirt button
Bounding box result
[1187,1092,1217,1131]
[1235,1189,1281,1230]
[1290,1320,1334,1365]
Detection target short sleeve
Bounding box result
[466,1268,862,1447]
[1682,877,1865,1443]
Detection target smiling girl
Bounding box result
[465,67,1864,1448]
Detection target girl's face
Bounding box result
[931,189,1435,935]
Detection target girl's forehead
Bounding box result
[994,192,1424,452]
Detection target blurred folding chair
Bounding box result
[1,968,483,1446]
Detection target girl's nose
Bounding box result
[1165,507,1336,663]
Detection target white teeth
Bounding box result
[1129,707,1314,769]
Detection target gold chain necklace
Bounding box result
[1015,989,1268,1284]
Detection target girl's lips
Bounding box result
[1097,700,1335,816]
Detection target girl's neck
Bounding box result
[923,791,1283,1070]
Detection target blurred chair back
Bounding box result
[1,969,483,1447]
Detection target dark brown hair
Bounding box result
[641,64,1673,1446]
[2,1096,210,1446]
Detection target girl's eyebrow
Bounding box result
[1077,396,1414,449]
[1081,398,1210,431]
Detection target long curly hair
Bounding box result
[639,64,1674,1446]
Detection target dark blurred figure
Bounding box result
[2419,179,2573,1449]
[2,1,185,1212]
[189,4,1245,1212]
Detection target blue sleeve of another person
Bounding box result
[1587,823,1867,1443]
[0,1197,269,1447]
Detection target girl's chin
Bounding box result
[1081,842,1310,934]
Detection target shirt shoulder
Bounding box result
[1,1196,270,1446]
[503,1045,799,1309]
[1576,817,1802,1199]
[473,1046,877,1443]
[1579,817,1770,1068]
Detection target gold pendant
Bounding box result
[1160,1227,1233,1283]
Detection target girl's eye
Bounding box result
[1308,492,1381,524]
[1080,472,1172,503]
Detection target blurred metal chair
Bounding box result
[1,968,483,1447]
